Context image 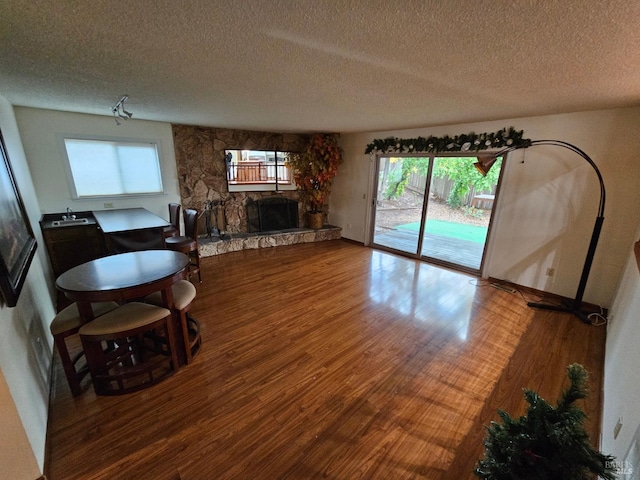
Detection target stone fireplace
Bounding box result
[171,125,308,235]
[171,125,341,256]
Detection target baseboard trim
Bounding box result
[339,237,364,246]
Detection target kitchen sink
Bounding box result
[51,218,90,227]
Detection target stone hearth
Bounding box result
[198,225,341,257]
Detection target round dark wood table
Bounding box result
[56,249,191,365]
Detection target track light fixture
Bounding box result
[111,95,133,125]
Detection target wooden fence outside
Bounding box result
[407,172,495,208]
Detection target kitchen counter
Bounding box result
[92,207,169,233]
[40,207,172,276]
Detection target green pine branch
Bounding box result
[474,364,617,480]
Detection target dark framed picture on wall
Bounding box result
[0,128,37,307]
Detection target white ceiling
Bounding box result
[2,0,640,133]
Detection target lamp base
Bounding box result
[527,301,592,325]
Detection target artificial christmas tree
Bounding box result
[475,363,616,480]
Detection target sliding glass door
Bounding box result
[372,156,429,255]
[371,154,502,273]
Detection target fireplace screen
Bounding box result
[246,197,299,232]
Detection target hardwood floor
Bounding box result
[45,240,607,479]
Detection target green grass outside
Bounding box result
[397,220,488,243]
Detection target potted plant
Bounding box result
[475,363,617,480]
[286,133,343,229]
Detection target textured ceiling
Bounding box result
[2,0,640,133]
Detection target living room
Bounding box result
[2,1,640,479]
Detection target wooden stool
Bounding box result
[145,280,201,364]
[79,302,178,395]
[163,202,181,238]
[165,208,201,283]
[50,301,119,396]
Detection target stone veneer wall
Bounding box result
[172,124,309,234]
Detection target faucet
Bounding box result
[63,207,76,220]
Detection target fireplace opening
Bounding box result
[247,197,299,233]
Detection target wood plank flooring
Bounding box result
[45,240,607,479]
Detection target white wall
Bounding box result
[601,219,640,464]
[0,370,41,480]
[331,107,640,307]
[0,95,55,477]
[330,134,373,241]
[14,107,180,220]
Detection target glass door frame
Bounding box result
[368,152,507,276]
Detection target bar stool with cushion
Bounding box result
[164,208,201,283]
[79,302,178,395]
[145,280,201,364]
[163,202,181,238]
[50,301,120,396]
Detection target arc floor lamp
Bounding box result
[474,140,606,324]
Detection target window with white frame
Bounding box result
[62,138,164,198]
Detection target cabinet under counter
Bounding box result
[39,212,106,279]
[40,207,172,277]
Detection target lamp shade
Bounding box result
[473,155,498,176]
